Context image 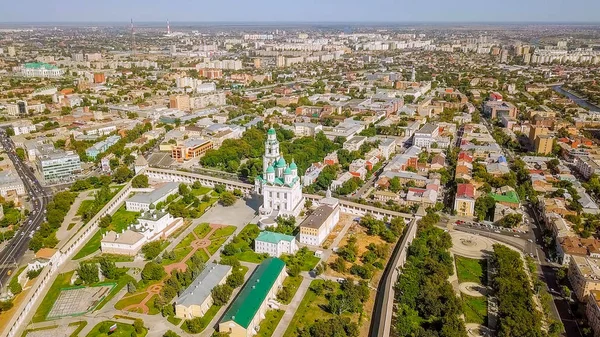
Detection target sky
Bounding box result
[1,0,599,23]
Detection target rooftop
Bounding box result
[127,182,179,205]
[176,263,232,307]
[299,205,336,229]
[220,258,285,328]
[255,231,295,244]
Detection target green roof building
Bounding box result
[255,231,298,257]
[489,190,520,207]
[219,258,287,337]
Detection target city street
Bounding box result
[0,128,49,291]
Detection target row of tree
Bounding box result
[490,244,545,337]
[393,214,467,337]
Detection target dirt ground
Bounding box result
[321,214,353,248]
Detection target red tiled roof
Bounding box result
[456,183,475,198]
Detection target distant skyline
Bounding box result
[0,0,599,23]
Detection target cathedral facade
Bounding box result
[255,128,304,219]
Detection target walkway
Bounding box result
[121,224,224,314]
[56,190,94,242]
[271,277,311,337]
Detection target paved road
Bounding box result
[0,129,49,290]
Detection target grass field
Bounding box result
[191,186,212,196]
[455,256,486,284]
[85,321,147,337]
[32,271,75,323]
[193,223,211,238]
[257,309,284,337]
[167,315,182,326]
[95,273,135,311]
[162,232,195,265]
[182,304,221,333]
[235,250,267,263]
[462,295,488,325]
[72,207,140,260]
[207,225,236,254]
[115,293,147,310]
[76,200,94,217]
[278,276,303,305]
[283,280,356,337]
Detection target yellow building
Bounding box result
[568,255,600,301]
[175,263,232,319]
[587,290,600,337]
[534,134,553,155]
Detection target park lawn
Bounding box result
[148,294,160,315]
[76,200,94,216]
[72,207,139,260]
[462,295,488,325]
[110,207,140,232]
[94,274,135,311]
[162,232,195,265]
[85,254,134,263]
[32,271,75,323]
[191,186,211,196]
[115,293,147,310]
[167,315,182,326]
[235,250,267,264]
[279,276,303,305]
[207,226,236,255]
[257,309,284,337]
[193,223,211,239]
[187,250,209,267]
[85,321,147,337]
[455,256,486,284]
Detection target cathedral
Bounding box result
[255,128,304,224]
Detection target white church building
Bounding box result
[255,128,304,227]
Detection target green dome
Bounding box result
[276,157,287,167]
[266,165,275,173]
[284,167,292,175]
[289,161,297,170]
[267,128,276,135]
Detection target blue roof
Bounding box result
[498,156,507,163]
[266,165,275,173]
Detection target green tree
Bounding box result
[141,240,165,260]
[141,261,165,281]
[132,174,149,188]
[219,191,237,206]
[211,284,233,306]
[77,263,99,284]
[113,166,133,183]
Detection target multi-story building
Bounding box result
[171,139,213,162]
[412,123,440,149]
[85,135,121,159]
[191,92,226,109]
[343,136,367,152]
[254,231,298,257]
[219,258,287,337]
[19,62,64,78]
[293,122,323,137]
[0,170,25,198]
[535,134,553,155]
[6,101,29,117]
[37,150,82,184]
[569,255,600,301]
[587,290,600,337]
[299,191,340,246]
[12,120,36,135]
[575,156,600,180]
[454,183,475,217]
[169,94,191,111]
[483,101,517,119]
[175,263,232,319]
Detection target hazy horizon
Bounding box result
[0,0,599,24]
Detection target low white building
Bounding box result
[125,182,179,211]
[12,121,36,136]
[100,210,184,255]
[254,231,298,257]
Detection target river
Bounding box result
[553,85,600,112]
